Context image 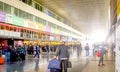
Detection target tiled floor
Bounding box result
[0,50,115,72]
[82,57,115,72]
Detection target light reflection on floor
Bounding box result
[0,50,115,72]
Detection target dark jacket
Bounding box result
[56,44,69,60]
[85,45,89,50]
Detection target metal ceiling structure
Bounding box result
[35,0,110,36]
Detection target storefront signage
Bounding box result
[41,24,44,31]
[44,25,51,32]
[57,30,60,34]
[60,31,64,35]
[37,23,44,31]
[53,28,57,34]
[0,11,6,22]
[51,27,54,33]
[35,23,38,30]
[24,20,28,27]
[37,23,41,30]
[0,30,21,37]
[117,0,120,19]
[6,14,13,24]
[13,16,24,27]
[27,20,36,29]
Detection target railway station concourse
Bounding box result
[0,0,119,72]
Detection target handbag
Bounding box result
[96,51,101,57]
[67,61,72,68]
[48,58,61,69]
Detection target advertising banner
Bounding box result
[35,23,38,30]
[57,30,61,34]
[13,16,24,27]
[27,20,36,29]
[44,25,51,32]
[54,28,57,34]
[117,0,120,19]
[37,23,44,31]
[51,27,54,33]
[24,20,28,27]
[37,23,41,30]
[0,11,6,22]
[0,30,20,37]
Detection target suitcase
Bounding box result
[0,57,5,65]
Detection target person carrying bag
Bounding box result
[55,42,71,72]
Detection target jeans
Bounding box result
[34,52,39,58]
[86,50,89,56]
[99,57,103,64]
[60,60,68,72]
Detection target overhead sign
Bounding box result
[27,20,36,29]
[44,25,51,32]
[0,11,6,22]
[0,30,21,37]
[13,15,24,27]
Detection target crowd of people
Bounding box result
[0,43,82,64]
[0,41,116,72]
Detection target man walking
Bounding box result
[34,44,40,58]
[56,42,70,72]
[85,43,89,56]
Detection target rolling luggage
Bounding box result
[0,57,5,65]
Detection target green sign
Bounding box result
[54,28,57,34]
[6,14,13,24]
[12,15,24,27]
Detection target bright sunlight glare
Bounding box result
[91,31,107,42]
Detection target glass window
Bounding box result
[27,0,32,5]
[43,20,46,25]
[4,3,11,14]
[35,17,38,22]
[23,11,27,19]
[19,10,23,18]
[35,3,39,10]
[39,5,43,11]
[39,18,42,24]
[14,8,19,16]
[22,0,27,3]
[29,14,32,21]
[25,13,29,19]
[0,1,3,11]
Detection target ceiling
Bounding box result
[35,0,110,36]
